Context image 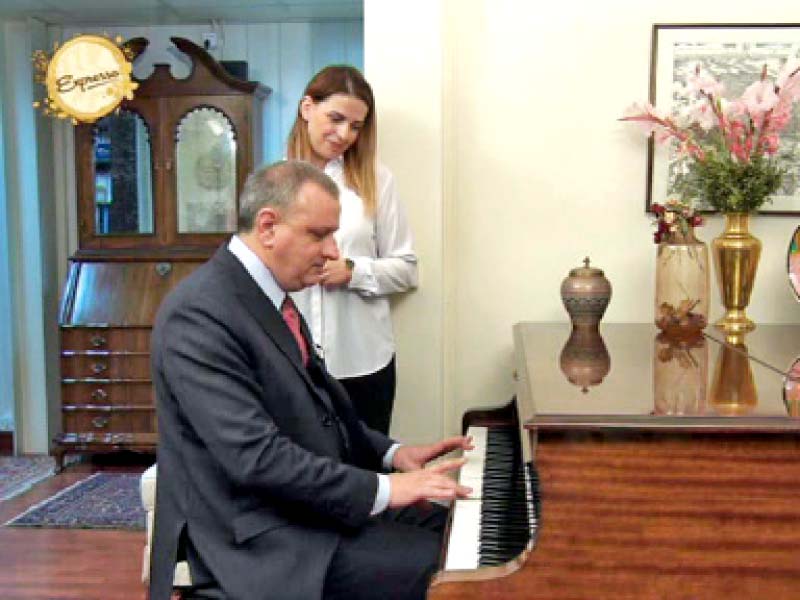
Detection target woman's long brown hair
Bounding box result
[287,65,377,215]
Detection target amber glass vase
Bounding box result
[653,333,708,416]
[654,227,710,338]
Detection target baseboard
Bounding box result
[0,431,13,455]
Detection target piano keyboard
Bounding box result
[444,425,541,571]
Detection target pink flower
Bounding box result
[621,102,666,135]
[729,141,749,163]
[760,134,780,155]
[777,58,800,100]
[654,129,672,144]
[625,62,800,216]
[741,80,779,124]
[687,65,724,97]
[684,101,716,130]
[767,97,794,133]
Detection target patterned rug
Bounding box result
[5,472,145,530]
[0,455,55,501]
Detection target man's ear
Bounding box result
[299,96,315,122]
[254,206,280,248]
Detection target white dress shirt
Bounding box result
[227,235,395,514]
[292,158,418,378]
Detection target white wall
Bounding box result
[367,0,800,437]
[365,1,447,444]
[0,18,57,452]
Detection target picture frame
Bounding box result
[647,23,800,215]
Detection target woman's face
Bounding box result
[300,93,369,167]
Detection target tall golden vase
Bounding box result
[711,213,761,333]
[709,332,757,415]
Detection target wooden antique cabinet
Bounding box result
[54,37,269,468]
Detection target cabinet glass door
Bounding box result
[92,110,154,235]
[175,107,238,233]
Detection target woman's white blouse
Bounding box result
[292,158,418,378]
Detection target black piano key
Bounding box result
[472,427,536,567]
[444,422,543,569]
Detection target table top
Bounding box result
[513,322,800,432]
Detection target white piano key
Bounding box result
[444,499,481,571]
[459,426,487,499]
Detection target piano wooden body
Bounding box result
[430,323,800,599]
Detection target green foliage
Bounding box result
[671,149,787,213]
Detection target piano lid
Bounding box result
[513,322,800,432]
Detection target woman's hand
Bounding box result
[321,258,353,289]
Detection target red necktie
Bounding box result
[281,296,309,366]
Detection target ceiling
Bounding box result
[0,0,362,25]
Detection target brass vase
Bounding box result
[711,213,761,333]
[709,332,757,416]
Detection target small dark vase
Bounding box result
[560,257,612,330]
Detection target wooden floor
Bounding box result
[0,453,154,600]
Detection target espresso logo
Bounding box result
[44,35,137,123]
[56,70,121,94]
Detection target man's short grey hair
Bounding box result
[237,160,339,232]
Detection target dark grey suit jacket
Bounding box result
[149,246,394,600]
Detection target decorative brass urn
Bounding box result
[560,257,612,330]
[711,213,761,333]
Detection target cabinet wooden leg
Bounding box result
[52,448,66,473]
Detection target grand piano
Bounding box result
[430,323,800,599]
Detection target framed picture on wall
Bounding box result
[648,23,800,215]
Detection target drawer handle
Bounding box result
[91,416,109,429]
[90,334,107,348]
[90,388,108,401]
[155,262,172,277]
[90,362,107,374]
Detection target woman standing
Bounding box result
[288,65,417,435]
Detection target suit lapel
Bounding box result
[213,247,334,412]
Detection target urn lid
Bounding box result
[568,257,605,278]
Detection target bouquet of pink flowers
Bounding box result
[622,60,800,212]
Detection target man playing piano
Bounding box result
[148,160,472,600]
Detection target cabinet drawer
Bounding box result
[61,381,154,407]
[62,408,155,434]
[61,353,150,379]
[61,328,151,352]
